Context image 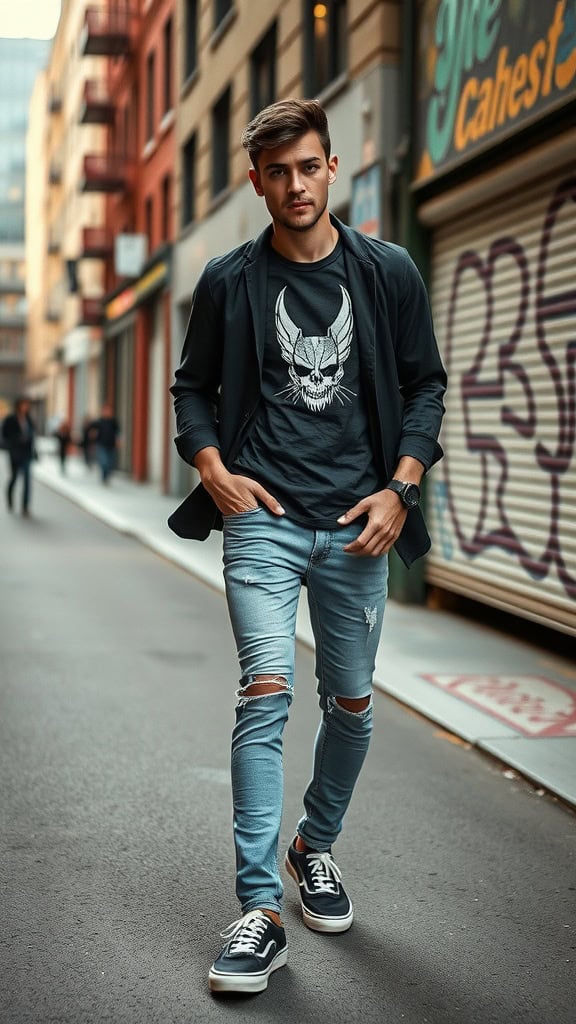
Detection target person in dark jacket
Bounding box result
[2,396,36,516]
[79,415,96,469]
[170,99,447,995]
[53,419,72,473]
[92,404,120,484]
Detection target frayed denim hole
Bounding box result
[235,676,293,708]
[328,694,373,721]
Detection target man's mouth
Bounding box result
[287,201,311,210]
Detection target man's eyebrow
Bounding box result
[262,156,323,171]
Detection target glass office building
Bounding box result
[0,37,49,409]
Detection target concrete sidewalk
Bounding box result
[32,447,576,810]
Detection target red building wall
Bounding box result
[102,0,175,482]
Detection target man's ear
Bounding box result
[328,154,338,185]
[249,168,264,196]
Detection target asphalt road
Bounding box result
[1,479,575,1024]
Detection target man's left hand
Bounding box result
[337,489,408,557]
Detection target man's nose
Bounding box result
[287,172,305,193]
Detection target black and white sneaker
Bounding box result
[208,909,288,994]
[285,841,354,933]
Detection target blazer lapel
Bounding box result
[243,226,272,379]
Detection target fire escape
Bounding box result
[78,5,137,325]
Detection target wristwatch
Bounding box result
[385,479,421,509]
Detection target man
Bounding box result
[92,403,120,484]
[2,396,36,516]
[169,99,446,994]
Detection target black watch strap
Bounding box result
[386,479,421,508]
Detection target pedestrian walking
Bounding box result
[169,99,447,995]
[2,396,37,517]
[92,404,120,484]
[79,415,96,469]
[53,419,72,473]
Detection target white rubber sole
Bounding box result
[208,947,288,994]
[284,854,354,934]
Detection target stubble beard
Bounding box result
[278,195,328,233]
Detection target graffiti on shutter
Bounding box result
[427,169,576,634]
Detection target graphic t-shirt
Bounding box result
[232,240,379,527]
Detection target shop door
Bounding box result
[115,326,134,474]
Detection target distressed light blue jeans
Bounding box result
[223,506,388,914]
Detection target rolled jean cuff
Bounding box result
[241,897,282,915]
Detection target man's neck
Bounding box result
[270,216,338,263]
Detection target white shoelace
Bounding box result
[220,910,270,955]
[306,852,343,894]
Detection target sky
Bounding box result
[0,0,61,39]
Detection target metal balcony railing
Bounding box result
[0,333,25,365]
[80,155,130,193]
[48,162,62,186]
[79,79,115,124]
[0,276,25,295]
[0,305,26,328]
[79,297,103,326]
[48,87,62,114]
[80,227,113,258]
[80,7,133,57]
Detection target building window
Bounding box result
[181,134,196,227]
[161,174,171,241]
[250,22,277,117]
[213,0,233,29]
[146,50,156,142]
[145,196,153,253]
[211,87,231,199]
[184,0,198,80]
[304,0,347,96]
[163,18,173,114]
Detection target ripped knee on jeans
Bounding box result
[334,693,372,714]
[236,675,292,706]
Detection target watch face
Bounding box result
[403,484,420,508]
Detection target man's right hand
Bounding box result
[194,447,285,518]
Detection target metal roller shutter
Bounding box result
[425,162,576,636]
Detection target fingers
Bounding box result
[344,527,394,556]
[205,470,285,517]
[343,514,406,556]
[253,483,285,516]
[337,501,366,526]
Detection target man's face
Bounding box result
[249,130,338,233]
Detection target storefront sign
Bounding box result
[414,0,576,184]
[105,260,169,323]
[114,233,147,277]
[350,162,384,238]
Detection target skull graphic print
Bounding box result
[274,285,356,411]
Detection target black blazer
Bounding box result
[169,216,447,567]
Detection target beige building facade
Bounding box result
[26,0,110,431]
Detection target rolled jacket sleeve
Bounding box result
[395,251,447,471]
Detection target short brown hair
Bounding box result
[241,99,331,168]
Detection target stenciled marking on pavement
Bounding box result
[420,674,576,738]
